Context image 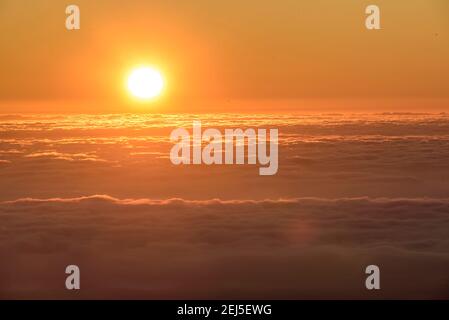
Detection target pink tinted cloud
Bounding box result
[1,196,448,299]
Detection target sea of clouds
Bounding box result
[1,113,449,298]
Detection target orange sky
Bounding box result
[0,0,448,113]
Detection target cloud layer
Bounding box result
[1,113,449,298]
[1,195,448,299]
[2,113,449,200]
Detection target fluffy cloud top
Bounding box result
[1,195,448,299]
[1,113,449,298]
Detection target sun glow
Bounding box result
[127,67,164,100]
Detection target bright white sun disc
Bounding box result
[127,67,164,99]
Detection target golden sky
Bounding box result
[0,0,448,112]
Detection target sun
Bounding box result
[127,67,164,100]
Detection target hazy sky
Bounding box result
[0,0,448,112]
